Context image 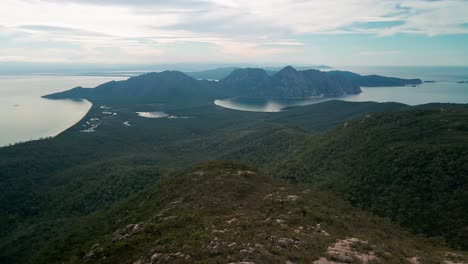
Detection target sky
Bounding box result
[0,0,468,68]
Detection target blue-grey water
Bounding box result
[0,75,127,147]
[215,66,468,112]
[1,67,467,146]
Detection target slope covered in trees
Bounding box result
[276,106,468,248]
[24,162,468,264]
[1,99,467,263]
[1,101,411,263]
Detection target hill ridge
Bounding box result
[34,162,467,264]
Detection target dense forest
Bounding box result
[1,97,467,263]
[274,106,468,248]
[25,162,468,263]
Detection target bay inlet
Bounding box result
[0,75,127,147]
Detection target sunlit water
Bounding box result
[137,111,170,118]
[136,111,189,119]
[0,75,127,147]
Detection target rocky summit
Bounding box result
[50,162,465,264]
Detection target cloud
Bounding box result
[10,0,468,37]
[45,0,209,6]
[158,0,468,36]
[0,0,467,64]
[18,25,109,37]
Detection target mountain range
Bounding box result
[43,66,422,104]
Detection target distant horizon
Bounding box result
[1,62,468,75]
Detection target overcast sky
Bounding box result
[1,0,467,66]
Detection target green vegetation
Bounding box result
[2,101,409,263]
[0,97,467,263]
[25,162,468,263]
[275,107,468,248]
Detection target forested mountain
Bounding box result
[274,106,468,248]
[43,71,221,105]
[43,66,422,103]
[221,66,361,97]
[26,162,467,264]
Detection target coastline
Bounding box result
[0,98,93,148]
[51,98,93,137]
[0,74,126,148]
